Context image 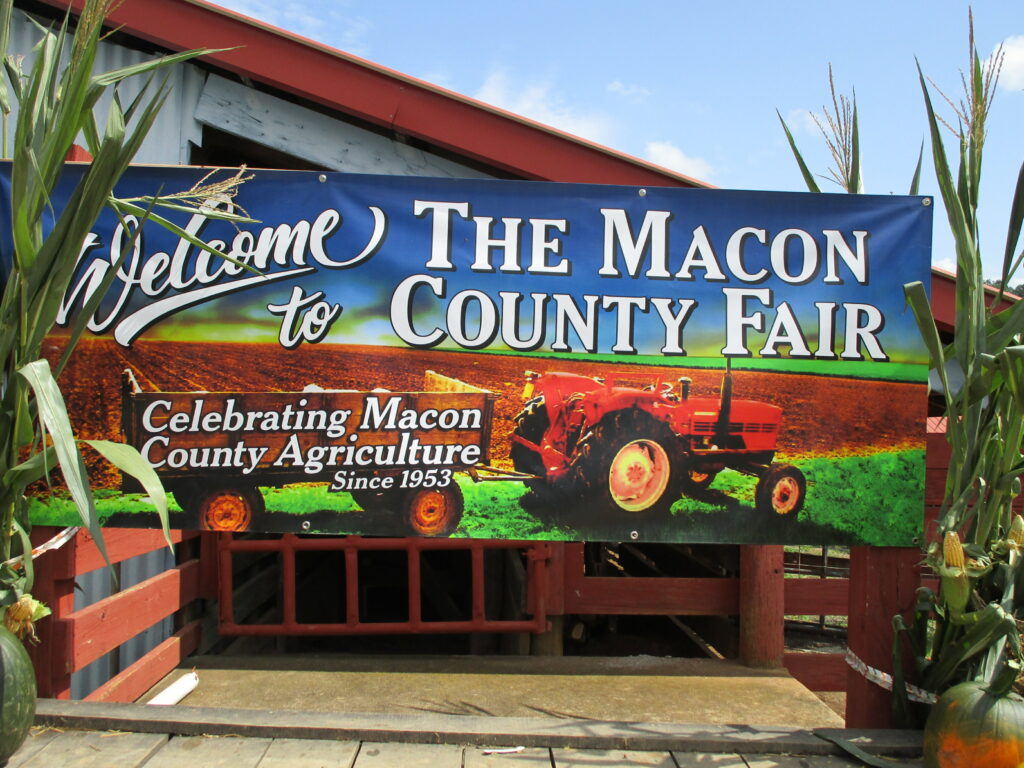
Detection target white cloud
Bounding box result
[784,108,819,135]
[933,256,956,274]
[474,71,613,145]
[210,0,372,56]
[607,80,651,100]
[644,140,714,181]
[996,36,1024,91]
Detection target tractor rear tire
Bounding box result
[511,397,565,505]
[755,463,806,517]
[573,411,683,516]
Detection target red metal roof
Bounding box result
[35,0,708,188]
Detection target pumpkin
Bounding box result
[0,626,35,763]
[923,671,1024,768]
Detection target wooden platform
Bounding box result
[13,724,923,768]
[24,699,924,767]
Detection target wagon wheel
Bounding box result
[198,486,263,532]
[403,484,463,536]
[573,411,683,516]
[755,463,806,517]
[171,482,201,515]
[350,485,405,512]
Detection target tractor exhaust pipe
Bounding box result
[678,377,692,400]
[715,358,733,446]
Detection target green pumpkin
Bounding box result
[0,627,35,764]
[923,675,1024,768]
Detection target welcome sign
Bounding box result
[4,164,933,545]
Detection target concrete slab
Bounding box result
[143,654,843,729]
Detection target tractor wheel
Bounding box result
[755,464,806,516]
[574,411,683,516]
[198,486,263,532]
[680,465,718,493]
[511,396,566,506]
[403,485,464,536]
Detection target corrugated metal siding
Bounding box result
[70,548,176,700]
[6,8,203,163]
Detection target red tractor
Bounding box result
[509,364,806,519]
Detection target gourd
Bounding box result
[0,626,35,763]
[923,667,1024,768]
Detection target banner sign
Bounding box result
[3,164,933,545]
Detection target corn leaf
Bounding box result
[1001,159,1024,286]
[17,360,108,567]
[776,110,821,193]
[2,444,57,489]
[85,440,170,548]
[909,142,923,196]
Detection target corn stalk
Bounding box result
[779,19,1024,722]
[896,26,1024,714]
[0,0,253,632]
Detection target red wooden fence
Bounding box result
[24,423,945,724]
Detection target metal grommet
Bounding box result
[638,189,647,197]
[922,198,931,206]
[318,174,327,183]
[630,531,639,540]
[301,520,311,531]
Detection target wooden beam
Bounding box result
[784,578,849,616]
[739,545,785,668]
[67,560,201,672]
[72,529,195,578]
[85,621,202,703]
[784,651,846,692]
[563,576,738,616]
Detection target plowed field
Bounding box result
[54,338,925,489]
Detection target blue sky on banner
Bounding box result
[208,0,1024,280]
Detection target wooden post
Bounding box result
[845,546,920,728]
[27,527,77,699]
[739,544,785,668]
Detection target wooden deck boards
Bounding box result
[10,727,896,767]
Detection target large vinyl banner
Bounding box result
[4,165,933,545]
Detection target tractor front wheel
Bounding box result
[755,464,806,517]
[680,465,718,493]
[574,412,682,516]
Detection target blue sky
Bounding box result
[208,0,1024,280]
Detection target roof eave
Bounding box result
[34,0,709,188]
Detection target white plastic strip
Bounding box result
[845,649,937,704]
[2,526,80,569]
[147,671,199,706]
